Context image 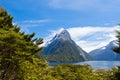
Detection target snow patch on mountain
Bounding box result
[45,28,71,47]
[89,40,120,61]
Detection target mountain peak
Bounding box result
[52,29,71,41]
[106,40,118,48]
[57,29,71,40]
[45,29,71,47]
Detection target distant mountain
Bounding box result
[43,29,92,62]
[89,41,120,61]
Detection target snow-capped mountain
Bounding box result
[89,41,120,60]
[45,29,71,47]
[43,29,92,62]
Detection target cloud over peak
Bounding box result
[45,26,117,52]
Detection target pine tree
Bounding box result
[0,7,47,80]
[113,26,120,54]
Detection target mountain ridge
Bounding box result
[43,29,92,62]
[89,41,120,60]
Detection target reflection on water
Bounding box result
[49,61,120,69]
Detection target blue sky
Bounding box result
[1,0,120,52]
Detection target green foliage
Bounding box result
[48,64,103,80]
[113,27,120,54]
[35,51,47,62]
[112,66,120,80]
[0,8,13,29]
[0,7,47,80]
[47,64,120,80]
[18,58,48,80]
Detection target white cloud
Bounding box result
[17,19,50,27]
[45,26,118,52]
[15,19,50,33]
[67,26,115,40]
[67,26,117,52]
[22,19,50,24]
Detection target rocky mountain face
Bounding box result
[89,41,120,61]
[43,29,92,62]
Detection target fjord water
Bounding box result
[49,61,120,69]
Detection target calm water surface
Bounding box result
[49,61,120,69]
